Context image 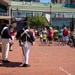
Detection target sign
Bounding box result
[64,13,73,18]
[56,13,63,18]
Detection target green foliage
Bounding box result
[28,16,49,29]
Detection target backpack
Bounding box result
[20,30,30,41]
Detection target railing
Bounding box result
[0,12,9,16]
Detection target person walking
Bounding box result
[47,27,53,46]
[62,27,69,46]
[42,27,47,44]
[16,25,35,67]
[58,27,63,44]
[0,25,3,52]
[1,21,12,63]
[72,29,75,46]
[9,26,15,51]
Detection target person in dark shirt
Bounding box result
[16,25,35,67]
[1,21,12,63]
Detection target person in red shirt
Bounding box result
[9,26,15,51]
[62,27,69,46]
[47,27,53,46]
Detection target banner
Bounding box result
[45,13,50,23]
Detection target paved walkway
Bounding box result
[0,38,75,75]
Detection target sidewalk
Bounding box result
[0,38,75,75]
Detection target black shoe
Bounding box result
[2,60,10,63]
[22,64,30,67]
[10,49,13,51]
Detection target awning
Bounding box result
[15,18,22,21]
[0,16,11,19]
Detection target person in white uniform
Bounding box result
[16,25,35,67]
[1,21,12,63]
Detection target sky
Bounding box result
[40,0,51,3]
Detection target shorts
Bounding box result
[63,36,69,41]
[40,37,42,39]
[11,36,15,40]
[43,39,46,42]
[47,36,53,41]
[58,35,62,38]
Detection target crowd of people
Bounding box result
[0,20,75,67]
[35,26,75,47]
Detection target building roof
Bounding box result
[11,1,75,13]
[0,0,10,6]
[0,16,11,20]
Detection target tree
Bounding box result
[28,16,49,29]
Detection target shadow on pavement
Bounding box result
[0,62,22,67]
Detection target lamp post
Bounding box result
[70,14,74,31]
[50,2,52,26]
[10,8,12,24]
[8,5,12,24]
[16,8,19,18]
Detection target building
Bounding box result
[13,0,32,2]
[0,0,11,25]
[10,1,75,30]
[11,0,40,2]
[51,0,75,4]
[72,0,75,4]
[66,0,75,4]
[51,0,65,4]
[33,0,40,2]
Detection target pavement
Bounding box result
[0,38,75,75]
